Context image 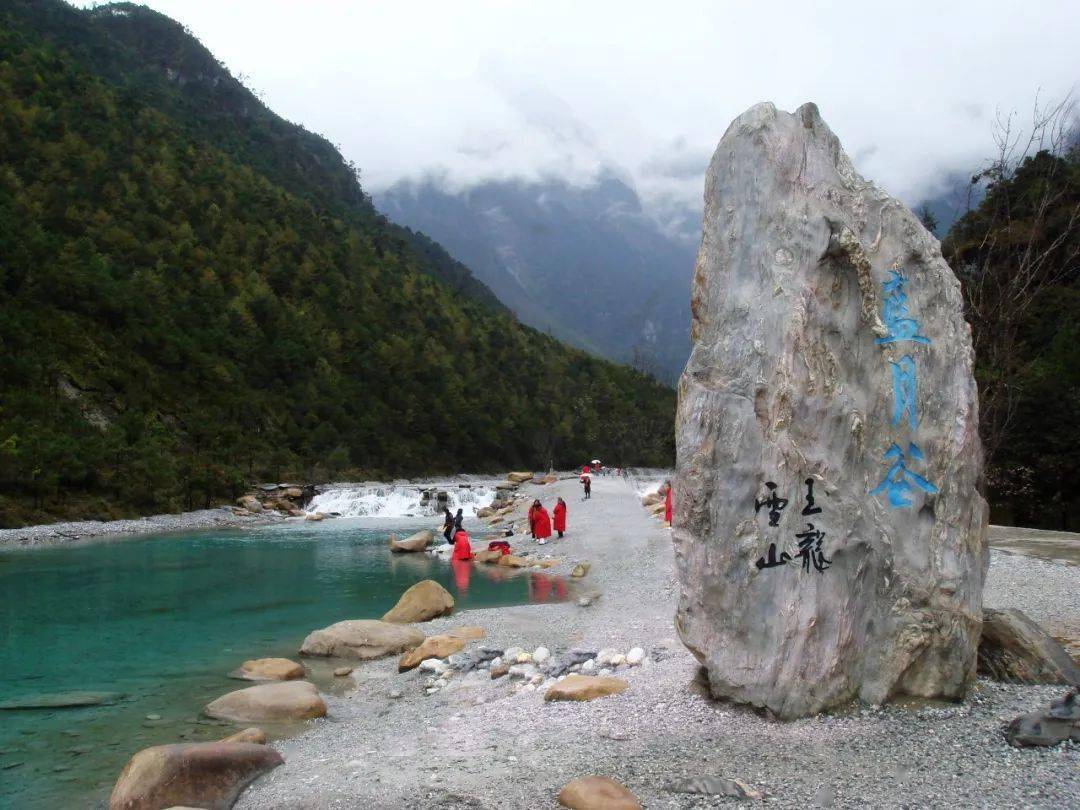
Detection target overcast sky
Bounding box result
[78,1,1079,217]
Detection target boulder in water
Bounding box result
[219,727,267,744]
[978,608,1080,685]
[0,691,123,710]
[388,529,433,553]
[300,619,425,660]
[674,102,988,719]
[382,579,454,623]
[506,472,533,483]
[229,658,305,682]
[108,741,281,810]
[204,681,326,724]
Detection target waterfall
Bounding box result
[305,484,496,518]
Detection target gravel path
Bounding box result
[238,475,1080,809]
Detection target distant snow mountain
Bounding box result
[377,171,695,380]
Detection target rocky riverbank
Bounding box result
[0,474,522,550]
[217,475,1078,809]
[0,506,281,550]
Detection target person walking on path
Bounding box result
[442,507,454,544]
[553,497,567,538]
[664,481,673,525]
[532,502,552,544]
[582,475,591,500]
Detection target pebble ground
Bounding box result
[238,475,1080,809]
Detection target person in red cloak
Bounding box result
[553,497,567,538]
[527,500,540,538]
[664,481,673,524]
[532,503,552,544]
[451,528,473,561]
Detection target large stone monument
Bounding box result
[674,102,988,719]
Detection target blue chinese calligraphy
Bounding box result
[890,356,917,429]
[876,270,930,346]
[869,443,939,508]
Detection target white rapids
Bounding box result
[306,484,497,518]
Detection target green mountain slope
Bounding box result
[0,8,674,526]
[3,0,505,310]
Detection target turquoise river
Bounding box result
[0,516,561,809]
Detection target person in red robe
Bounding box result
[532,504,552,544]
[524,501,537,540]
[553,497,567,538]
[664,481,673,524]
[451,528,473,560]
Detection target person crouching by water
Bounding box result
[553,497,567,538]
[442,507,454,544]
[452,527,473,560]
[532,502,552,545]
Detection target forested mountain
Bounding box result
[5,0,504,310]
[0,1,675,527]
[944,146,1080,529]
[378,173,695,381]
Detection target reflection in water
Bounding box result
[0,519,567,810]
[529,572,568,603]
[451,557,472,591]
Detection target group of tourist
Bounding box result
[527,497,567,544]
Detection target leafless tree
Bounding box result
[950,91,1080,462]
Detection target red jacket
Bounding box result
[553,502,567,532]
[664,485,673,523]
[451,530,473,561]
[532,507,552,540]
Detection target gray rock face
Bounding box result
[978,608,1080,685]
[674,102,988,719]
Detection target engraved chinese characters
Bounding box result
[755,479,830,573]
[674,103,988,719]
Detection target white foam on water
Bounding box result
[635,480,665,499]
[306,484,496,518]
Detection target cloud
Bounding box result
[74,0,1080,217]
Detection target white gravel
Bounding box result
[0,507,281,549]
[236,475,1080,809]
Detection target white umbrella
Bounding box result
[591,459,601,465]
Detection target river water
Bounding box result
[0,511,559,808]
